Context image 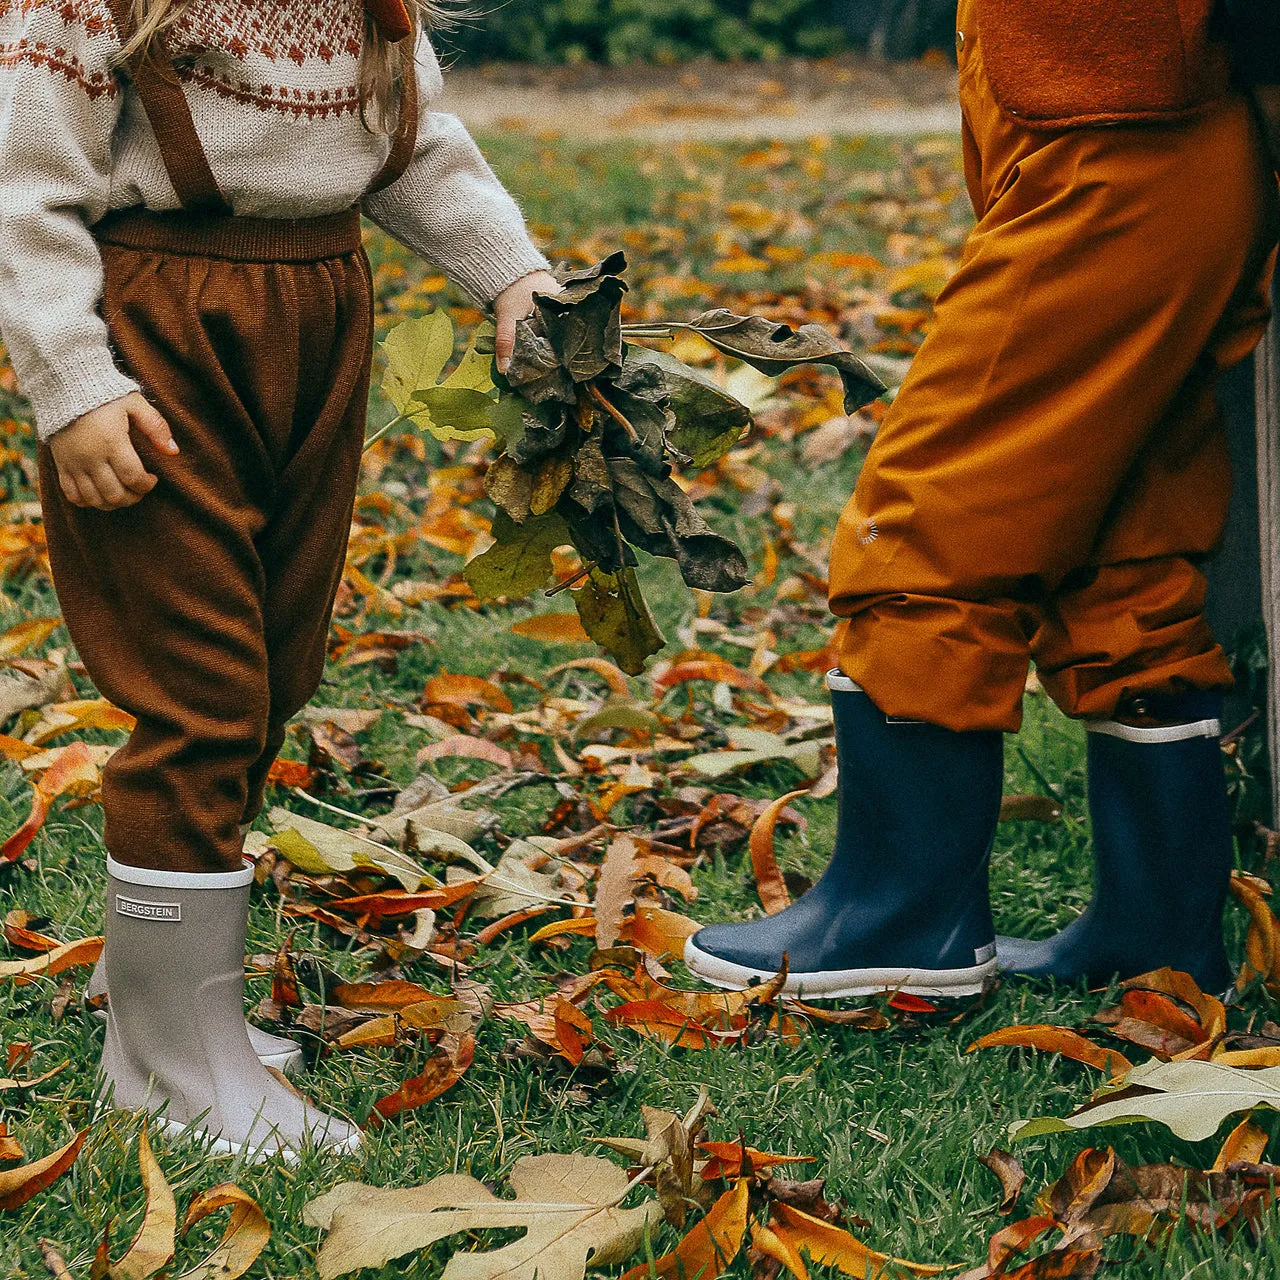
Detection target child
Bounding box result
[0,0,558,1158]
[686,0,1280,1001]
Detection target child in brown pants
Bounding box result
[0,0,558,1158]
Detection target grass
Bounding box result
[0,129,1276,1278]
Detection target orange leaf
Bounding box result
[770,1203,945,1277]
[1121,968,1226,1038]
[0,616,60,659]
[1213,1046,1280,1068]
[3,909,60,954]
[0,1129,86,1211]
[0,935,103,986]
[334,1016,399,1050]
[331,980,449,1013]
[1110,989,1208,1052]
[3,742,99,862]
[887,992,937,1014]
[751,1220,809,1280]
[528,916,598,943]
[0,1122,23,1163]
[655,659,768,695]
[1212,1117,1269,1172]
[620,906,701,961]
[967,1025,1132,1080]
[621,1178,751,1280]
[553,998,593,1065]
[368,1033,475,1126]
[604,999,748,1049]
[266,758,315,789]
[698,1142,815,1180]
[327,881,482,925]
[511,613,591,644]
[474,906,554,946]
[416,736,513,770]
[547,657,632,695]
[422,672,513,714]
[750,789,806,916]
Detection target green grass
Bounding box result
[0,131,1276,1279]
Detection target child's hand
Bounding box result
[49,392,178,511]
[492,270,562,374]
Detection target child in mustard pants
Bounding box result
[688,0,1280,1001]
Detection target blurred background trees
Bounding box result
[448,0,958,64]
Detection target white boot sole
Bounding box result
[684,937,998,1000]
[154,1115,363,1165]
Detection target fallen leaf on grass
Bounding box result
[620,906,701,961]
[105,1124,176,1280]
[0,1129,84,1211]
[511,613,591,644]
[416,736,514,771]
[3,908,59,952]
[750,789,807,915]
[0,935,102,985]
[0,1060,68,1093]
[998,795,1062,823]
[605,999,748,1048]
[173,1183,271,1280]
[1012,1058,1280,1143]
[967,1026,1131,1081]
[769,1202,945,1277]
[595,832,639,948]
[1092,989,1207,1057]
[368,1033,475,1127]
[698,1143,815,1181]
[1212,1117,1269,1172]
[0,1122,23,1162]
[620,1178,750,1280]
[264,807,440,891]
[3,741,100,862]
[306,1153,662,1280]
[751,1219,811,1280]
[979,1149,1027,1215]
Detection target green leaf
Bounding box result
[380,312,498,443]
[1011,1059,1280,1144]
[464,510,571,601]
[572,566,664,676]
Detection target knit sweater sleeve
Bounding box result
[362,38,550,305]
[0,0,139,441]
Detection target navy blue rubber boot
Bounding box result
[684,671,1003,999]
[996,692,1234,995]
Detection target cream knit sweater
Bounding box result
[0,0,550,439]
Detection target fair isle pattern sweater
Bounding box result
[0,0,550,439]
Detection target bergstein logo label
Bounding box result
[115,896,182,924]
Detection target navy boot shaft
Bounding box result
[684,671,1002,999]
[997,693,1234,995]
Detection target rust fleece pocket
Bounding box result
[976,0,1232,128]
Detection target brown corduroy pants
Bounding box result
[38,210,373,873]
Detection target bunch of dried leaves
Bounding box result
[377,252,883,672]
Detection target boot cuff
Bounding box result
[106,855,254,890]
[826,669,864,693]
[1086,717,1221,744]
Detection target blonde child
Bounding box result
[0,0,557,1157]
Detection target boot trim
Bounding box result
[826,669,863,693]
[107,854,254,890]
[1086,717,1221,744]
[684,936,996,999]
[153,1113,362,1165]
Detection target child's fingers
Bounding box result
[90,463,131,509]
[58,471,84,507]
[72,471,104,510]
[107,441,158,497]
[127,397,179,455]
[494,312,516,374]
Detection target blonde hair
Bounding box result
[117,0,448,132]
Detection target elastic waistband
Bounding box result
[91,205,363,262]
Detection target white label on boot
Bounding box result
[974,942,997,965]
[115,895,181,923]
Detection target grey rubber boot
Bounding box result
[85,954,303,1075]
[99,855,361,1161]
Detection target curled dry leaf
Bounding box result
[769,1202,945,1277]
[3,741,100,862]
[368,1032,476,1127]
[620,905,701,961]
[750,789,808,916]
[698,1142,816,1181]
[173,1183,270,1280]
[0,1128,85,1212]
[306,1153,662,1280]
[967,1025,1132,1081]
[595,833,639,949]
[978,1149,1027,1215]
[106,1124,177,1280]
[0,935,102,985]
[620,1178,751,1280]
[1212,1117,1269,1173]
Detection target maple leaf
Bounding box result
[305,1153,662,1280]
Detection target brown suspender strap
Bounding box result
[108,0,232,216]
[365,42,419,197]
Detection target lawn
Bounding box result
[0,129,1276,1278]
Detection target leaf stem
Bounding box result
[587,384,639,442]
[362,411,410,453]
[545,563,594,597]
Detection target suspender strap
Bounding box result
[366,43,419,197]
[108,0,232,216]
